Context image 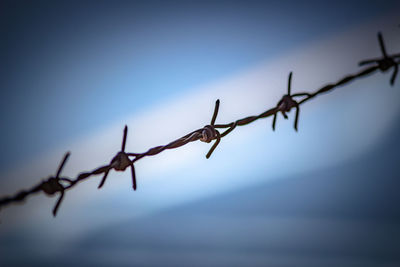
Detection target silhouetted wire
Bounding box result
[0,31,399,217]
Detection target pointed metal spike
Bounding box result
[391,64,398,86]
[98,170,110,189]
[206,131,221,159]
[121,125,128,152]
[210,99,220,126]
[52,191,64,217]
[272,113,277,131]
[131,164,137,191]
[288,72,293,95]
[378,32,388,58]
[56,152,70,178]
[294,106,300,132]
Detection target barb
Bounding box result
[272,72,305,131]
[98,125,137,190]
[201,99,222,159]
[0,152,72,217]
[359,32,400,86]
[0,30,398,217]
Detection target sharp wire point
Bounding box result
[98,170,109,189]
[56,152,70,178]
[294,106,300,131]
[131,164,137,191]
[52,192,64,217]
[391,64,398,86]
[211,99,220,126]
[122,125,128,152]
[206,131,221,159]
[378,32,388,58]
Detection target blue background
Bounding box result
[0,1,400,266]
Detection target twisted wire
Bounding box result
[0,31,399,217]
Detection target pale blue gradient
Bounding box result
[0,0,398,170]
[1,1,400,267]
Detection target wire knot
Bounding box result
[39,152,72,216]
[110,152,131,171]
[41,178,65,195]
[272,72,301,131]
[377,57,397,72]
[200,125,218,143]
[98,125,137,190]
[277,95,297,119]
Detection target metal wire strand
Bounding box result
[0,30,399,218]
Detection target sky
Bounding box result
[0,1,400,266]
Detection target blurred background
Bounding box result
[1,0,400,266]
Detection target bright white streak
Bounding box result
[0,15,399,247]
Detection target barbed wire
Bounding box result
[0,31,399,217]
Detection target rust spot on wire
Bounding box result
[0,30,399,218]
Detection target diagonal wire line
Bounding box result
[0,30,399,217]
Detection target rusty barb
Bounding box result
[0,29,399,217]
[98,125,136,190]
[272,72,308,131]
